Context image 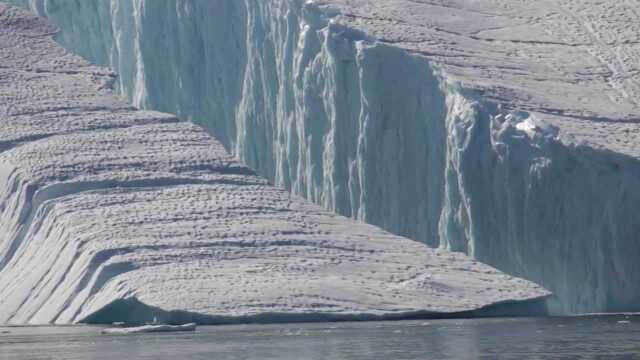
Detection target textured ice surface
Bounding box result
[0,4,548,325]
[8,0,640,314]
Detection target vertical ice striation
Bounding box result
[10,0,640,314]
[440,100,640,313]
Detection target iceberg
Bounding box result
[7,0,640,314]
[0,4,548,325]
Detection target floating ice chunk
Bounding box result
[101,323,197,335]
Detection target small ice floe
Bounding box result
[617,320,631,324]
[101,323,197,335]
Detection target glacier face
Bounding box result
[9,0,640,314]
[0,3,549,325]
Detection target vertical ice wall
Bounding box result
[440,101,640,313]
[10,0,640,314]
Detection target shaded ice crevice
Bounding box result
[10,0,640,314]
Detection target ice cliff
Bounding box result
[7,0,640,314]
[0,4,548,325]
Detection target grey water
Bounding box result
[1,316,639,360]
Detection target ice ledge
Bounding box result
[81,296,549,326]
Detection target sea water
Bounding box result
[1,316,639,359]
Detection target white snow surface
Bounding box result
[0,4,548,325]
[7,0,640,314]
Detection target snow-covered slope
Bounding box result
[8,0,640,314]
[0,4,548,325]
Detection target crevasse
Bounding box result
[11,0,640,314]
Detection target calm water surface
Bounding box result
[2,316,639,359]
